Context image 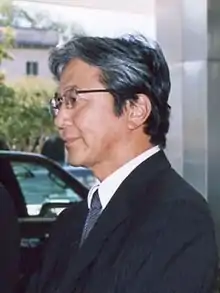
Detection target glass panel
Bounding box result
[26,61,31,75]
[33,62,38,75]
[64,165,98,189]
[11,161,81,217]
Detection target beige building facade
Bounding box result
[0,26,59,82]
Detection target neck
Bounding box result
[92,140,154,182]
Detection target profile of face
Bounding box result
[54,59,151,179]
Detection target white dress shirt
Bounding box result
[87,145,160,211]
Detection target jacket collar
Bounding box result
[60,150,171,292]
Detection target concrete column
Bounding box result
[155,0,220,248]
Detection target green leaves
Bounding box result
[0,0,85,152]
[0,78,57,152]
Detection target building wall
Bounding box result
[1,48,54,81]
[155,0,220,251]
[20,0,155,14]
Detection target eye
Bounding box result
[66,88,78,107]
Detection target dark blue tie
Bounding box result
[80,189,102,245]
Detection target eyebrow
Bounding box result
[57,85,77,96]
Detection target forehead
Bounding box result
[59,58,102,92]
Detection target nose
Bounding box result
[54,103,72,130]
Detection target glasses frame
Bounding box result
[49,87,111,117]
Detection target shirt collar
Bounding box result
[87,145,160,210]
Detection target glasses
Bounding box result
[49,86,110,117]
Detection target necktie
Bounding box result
[80,189,102,245]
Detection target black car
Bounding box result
[0,150,90,293]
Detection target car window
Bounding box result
[10,161,82,217]
[64,165,98,189]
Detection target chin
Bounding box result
[66,151,85,167]
[67,157,82,167]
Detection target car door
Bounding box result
[0,151,88,293]
[12,160,82,217]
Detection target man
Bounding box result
[28,34,218,293]
[0,183,20,293]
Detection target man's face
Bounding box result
[54,59,129,178]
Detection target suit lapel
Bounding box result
[40,202,88,293]
[60,151,171,293]
[59,189,130,293]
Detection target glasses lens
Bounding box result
[48,88,82,117]
[65,88,77,108]
[49,93,60,117]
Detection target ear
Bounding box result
[126,94,152,130]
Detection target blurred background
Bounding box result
[0,0,220,290]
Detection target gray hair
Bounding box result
[49,34,171,148]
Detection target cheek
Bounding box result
[80,117,109,141]
[87,118,125,150]
[76,114,112,144]
[73,104,125,145]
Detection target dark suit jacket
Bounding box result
[0,183,20,293]
[28,151,218,293]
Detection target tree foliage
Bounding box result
[0,25,14,82]
[0,1,86,152]
[0,78,57,152]
[0,0,76,152]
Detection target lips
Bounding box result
[63,137,79,147]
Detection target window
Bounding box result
[26,61,38,75]
[10,161,82,217]
[65,165,98,189]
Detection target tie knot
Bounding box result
[91,189,102,210]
